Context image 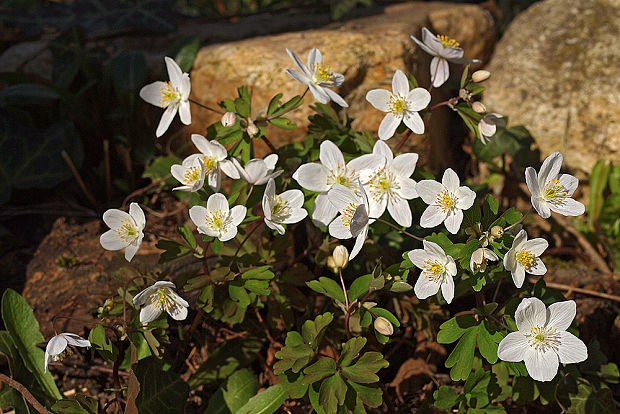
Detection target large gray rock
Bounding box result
[483,0,620,176]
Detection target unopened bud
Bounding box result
[221,112,236,127]
[332,245,349,269]
[459,88,469,100]
[472,70,491,83]
[490,225,504,238]
[472,101,486,113]
[374,317,394,336]
[247,122,259,137]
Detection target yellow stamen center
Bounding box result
[206,210,232,234]
[437,34,460,48]
[542,179,569,203]
[516,250,535,268]
[368,168,400,202]
[201,156,218,174]
[117,219,139,243]
[422,259,445,283]
[183,166,202,185]
[340,202,359,228]
[150,288,175,312]
[526,325,560,351]
[388,95,407,114]
[51,347,74,362]
[327,163,356,188]
[270,195,291,221]
[436,189,457,213]
[312,63,335,85]
[159,81,181,108]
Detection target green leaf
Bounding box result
[444,326,478,381]
[0,331,33,413]
[88,324,116,360]
[463,203,482,230]
[302,358,337,385]
[463,368,500,408]
[206,369,259,414]
[568,384,616,414]
[234,383,287,414]
[319,373,347,413]
[134,357,189,414]
[0,84,60,106]
[301,313,334,347]
[348,274,371,301]
[1,289,61,400]
[340,352,388,384]
[588,160,611,230]
[339,337,367,367]
[347,381,383,408]
[268,117,297,130]
[177,225,197,249]
[142,156,179,186]
[156,240,192,264]
[228,283,251,307]
[52,400,90,413]
[168,36,200,73]
[241,266,274,280]
[273,332,313,375]
[433,385,461,410]
[437,314,478,344]
[243,279,271,296]
[477,321,503,364]
[306,277,346,302]
[109,50,147,112]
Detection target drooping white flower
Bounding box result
[470,247,499,273]
[184,134,237,191]
[478,113,504,144]
[292,140,382,227]
[139,57,191,137]
[189,193,247,242]
[328,183,371,260]
[262,178,308,235]
[363,140,419,227]
[100,202,146,262]
[410,27,481,88]
[171,156,205,192]
[525,152,585,219]
[44,333,91,373]
[503,229,548,288]
[498,297,587,382]
[132,281,189,324]
[366,69,431,140]
[285,48,348,107]
[231,154,283,185]
[416,168,476,234]
[408,240,457,304]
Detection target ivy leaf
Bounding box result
[134,357,189,414]
[301,313,334,346]
[437,314,478,344]
[319,373,347,413]
[444,326,478,381]
[339,337,367,367]
[341,352,389,384]
[302,358,337,385]
[477,321,503,364]
[433,385,462,410]
[464,369,500,408]
[306,277,345,302]
[234,383,287,414]
[204,369,259,414]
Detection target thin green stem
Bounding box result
[504,207,532,232]
[339,268,351,339]
[373,217,424,241]
[266,87,309,120]
[189,98,225,115]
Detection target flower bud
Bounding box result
[490,225,504,238]
[247,122,259,137]
[221,112,236,127]
[459,88,469,100]
[332,245,349,269]
[472,101,486,113]
[472,70,490,83]
[374,317,394,336]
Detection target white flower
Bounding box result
[221,111,236,127]
[189,193,247,242]
[285,48,348,107]
[478,113,504,144]
[498,298,587,382]
[327,183,371,260]
[470,247,499,272]
[100,202,146,262]
[525,152,585,219]
[408,240,457,304]
[410,27,480,88]
[292,140,382,227]
[503,229,548,288]
[416,168,476,234]
[262,178,308,235]
[171,156,205,192]
[363,140,419,227]
[139,57,191,137]
[332,245,349,269]
[44,333,91,373]
[231,154,283,185]
[185,134,237,191]
[132,281,189,324]
[366,69,431,140]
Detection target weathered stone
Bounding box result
[483,0,620,177]
[189,2,495,167]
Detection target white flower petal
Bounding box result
[263,154,279,171]
[320,140,345,172]
[378,112,402,141]
[531,197,551,219]
[558,174,578,196]
[124,236,142,262]
[348,154,385,176]
[286,48,312,78]
[444,209,463,234]
[178,101,191,125]
[430,57,449,88]
[397,178,418,199]
[414,274,440,300]
[407,249,427,269]
[219,226,238,242]
[328,184,358,212]
[129,203,145,229]
[421,27,443,52]
[62,333,91,348]
[100,230,127,251]
[525,167,540,197]
[423,240,446,260]
[546,300,576,331]
[189,205,208,230]
[441,274,455,303]
[165,57,184,89]
[46,335,68,357]
[265,219,285,234]
[416,180,443,204]
[220,160,240,179]
[140,303,163,324]
[420,205,447,229]
[528,258,547,275]
[329,217,352,239]
[515,297,547,332]
[309,83,330,104]
[168,302,188,321]
[455,186,476,210]
[103,209,132,229]
[410,34,439,56]
[439,47,464,60]
[512,266,526,288]
[156,105,177,137]
[538,152,563,186]
[498,332,529,362]
[387,198,412,227]
[442,168,460,192]
[307,48,322,69]
[392,69,409,97]
[512,229,528,251]
[406,88,431,112]
[521,238,549,257]
[549,198,585,217]
[281,208,308,224]
[230,205,247,226]
[403,111,425,134]
[139,81,167,106]
[349,227,368,260]
[312,192,338,227]
[524,349,559,382]
[365,89,392,112]
[207,193,230,215]
[324,88,349,108]
[280,189,305,209]
[244,160,268,184]
[286,68,310,86]
[557,331,587,364]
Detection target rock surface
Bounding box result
[483,0,620,176]
[189,2,495,167]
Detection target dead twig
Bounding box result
[61,150,97,207]
[553,215,612,274]
[544,281,620,303]
[0,373,52,414]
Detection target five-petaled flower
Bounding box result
[100,202,146,262]
[45,333,91,373]
[470,247,499,273]
[366,69,431,140]
[525,152,585,219]
[132,281,189,324]
[292,140,382,227]
[139,57,191,137]
[503,229,548,288]
[230,154,283,185]
[171,156,206,192]
[285,48,348,107]
[416,168,476,234]
[363,140,419,227]
[478,113,504,144]
[498,297,587,382]
[262,178,308,234]
[327,182,371,260]
[184,134,237,191]
[189,193,247,242]
[408,240,457,304]
[410,27,480,88]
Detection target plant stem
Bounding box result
[243,184,254,204]
[393,130,412,153]
[261,135,277,153]
[504,207,532,231]
[0,373,52,414]
[430,97,460,111]
[338,268,351,339]
[266,87,309,121]
[491,279,502,303]
[189,98,225,115]
[373,217,424,241]
[230,220,264,265]
[61,150,97,207]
